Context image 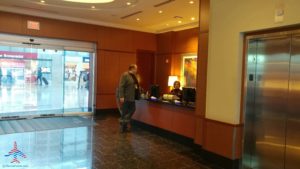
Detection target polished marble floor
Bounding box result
[92,114,220,169]
[0,114,222,169]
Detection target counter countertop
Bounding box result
[139,99,195,109]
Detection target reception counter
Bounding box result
[132,99,196,139]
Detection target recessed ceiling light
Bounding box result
[136,18,140,21]
[178,20,182,24]
[191,17,195,21]
[189,1,194,4]
[63,0,114,3]
[158,10,163,14]
[91,6,95,9]
[126,2,131,5]
[40,0,45,3]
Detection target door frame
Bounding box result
[240,28,300,168]
[0,33,96,119]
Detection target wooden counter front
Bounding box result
[132,100,196,139]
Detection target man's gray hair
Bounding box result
[128,64,137,70]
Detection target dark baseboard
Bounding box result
[201,150,240,169]
[132,119,241,169]
[94,108,119,118]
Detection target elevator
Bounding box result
[242,30,300,169]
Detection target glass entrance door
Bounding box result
[63,50,94,113]
[0,35,95,119]
[0,45,64,117]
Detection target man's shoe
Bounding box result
[120,124,127,133]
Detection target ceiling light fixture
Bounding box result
[189,1,194,4]
[158,10,163,14]
[191,17,195,21]
[63,0,114,3]
[40,0,45,3]
[136,18,140,21]
[126,2,131,5]
[178,20,182,24]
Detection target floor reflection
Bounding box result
[0,114,217,169]
[0,126,92,169]
[0,81,89,116]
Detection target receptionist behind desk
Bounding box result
[170,81,182,101]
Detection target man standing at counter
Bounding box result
[118,64,140,132]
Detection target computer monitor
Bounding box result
[150,85,160,98]
[182,87,196,102]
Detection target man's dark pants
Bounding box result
[120,101,136,131]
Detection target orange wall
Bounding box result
[0,11,156,109]
[155,27,199,94]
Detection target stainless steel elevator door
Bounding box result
[243,40,258,169]
[245,36,291,169]
[286,34,300,169]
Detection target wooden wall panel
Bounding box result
[103,28,134,52]
[203,119,242,159]
[194,117,204,145]
[96,50,136,108]
[119,53,137,75]
[155,54,172,94]
[194,0,210,147]
[235,125,243,159]
[96,26,111,49]
[133,100,195,139]
[133,100,173,131]
[172,110,196,138]
[198,32,209,54]
[157,32,173,54]
[133,31,157,51]
[199,0,210,32]
[173,28,199,54]
[136,50,155,91]
[96,94,117,109]
[195,32,209,117]
[170,54,182,77]
[97,51,120,94]
[0,12,23,34]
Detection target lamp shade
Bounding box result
[168,76,178,87]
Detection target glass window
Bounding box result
[0,42,95,117]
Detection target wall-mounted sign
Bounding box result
[27,20,40,30]
[0,51,38,59]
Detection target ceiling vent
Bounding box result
[121,11,142,19]
[173,16,183,19]
[154,0,175,7]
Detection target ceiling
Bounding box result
[0,0,199,33]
